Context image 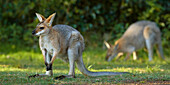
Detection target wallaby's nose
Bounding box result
[32,30,36,35]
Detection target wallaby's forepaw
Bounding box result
[28,74,40,78]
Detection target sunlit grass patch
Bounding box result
[0,44,170,84]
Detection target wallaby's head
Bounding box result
[32,13,56,36]
[104,41,119,62]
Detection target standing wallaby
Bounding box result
[29,13,128,79]
[104,20,164,62]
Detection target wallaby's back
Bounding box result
[119,20,161,50]
[52,25,85,52]
[53,25,77,41]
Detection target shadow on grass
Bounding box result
[0,43,170,84]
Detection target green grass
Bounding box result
[0,44,170,84]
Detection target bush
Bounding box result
[0,0,169,46]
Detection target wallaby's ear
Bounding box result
[104,41,111,49]
[36,13,46,22]
[45,13,56,26]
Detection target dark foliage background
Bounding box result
[0,0,169,48]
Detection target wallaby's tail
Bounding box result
[76,56,128,77]
[76,32,128,76]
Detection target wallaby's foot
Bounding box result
[149,57,152,61]
[149,59,152,62]
[55,75,75,80]
[28,73,52,78]
[55,75,66,80]
[162,57,165,60]
[161,56,165,60]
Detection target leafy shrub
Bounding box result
[0,0,169,47]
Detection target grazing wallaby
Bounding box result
[29,13,128,79]
[104,20,164,62]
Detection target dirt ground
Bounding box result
[122,80,170,85]
[52,81,170,85]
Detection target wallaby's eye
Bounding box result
[40,27,44,30]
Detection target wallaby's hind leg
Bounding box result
[67,48,76,78]
[145,39,153,61]
[29,51,53,78]
[144,27,153,61]
[55,47,78,80]
[156,37,165,60]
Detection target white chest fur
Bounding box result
[40,36,54,55]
